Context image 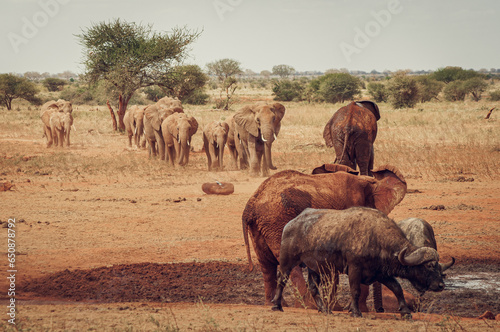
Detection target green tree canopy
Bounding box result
[272,64,295,79]
[206,58,243,110]
[43,77,68,92]
[386,71,419,109]
[367,82,388,103]
[0,74,40,110]
[432,66,482,83]
[77,19,200,130]
[158,64,208,103]
[310,73,361,103]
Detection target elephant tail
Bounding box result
[242,218,254,272]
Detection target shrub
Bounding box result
[443,81,468,101]
[43,78,67,92]
[463,77,488,101]
[386,72,419,108]
[489,90,500,101]
[367,82,388,102]
[182,88,209,105]
[272,79,305,101]
[310,73,361,103]
[415,75,444,102]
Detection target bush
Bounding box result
[443,81,468,101]
[367,82,388,102]
[310,73,361,103]
[143,86,166,102]
[489,90,500,101]
[415,75,444,102]
[386,72,419,108]
[43,78,67,92]
[464,77,488,101]
[272,79,305,101]
[182,88,209,105]
[432,66,483,83]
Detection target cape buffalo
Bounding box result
[272,207,451,318]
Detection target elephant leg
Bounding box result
[355,140,372,176]
[204,141,212,171]
[166,145,175,166]
[255,143,266,177]
[154,131,165,160]
[44,126,53,148]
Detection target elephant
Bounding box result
[49,111,74,147]
[143,97,184,159]
[242,164,407,306]
[124,105,146,148]
[40,99,73,148]
[203,120,230,171]
[224,114,248,170]
[233,102,285,177]
[161,112,198,166]
[323,100,380,176]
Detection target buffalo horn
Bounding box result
[398,247,440,266]
[440,257,456,271]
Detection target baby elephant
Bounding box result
[203,121,229,171]
[273,207,450,318]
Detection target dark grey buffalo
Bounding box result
[272,207,451,318]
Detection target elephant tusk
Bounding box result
[72,125,76,131]
[187,140,190,147]
[134,127,137,135]
[274,133,277,140]
[261,134,267,142]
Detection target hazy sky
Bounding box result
[1,0,498,75]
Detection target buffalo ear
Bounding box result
[144,105,162,131]
[234,106,259,137]
[356,100,380,121]
[370,165,407,215]
[312,164,358,175]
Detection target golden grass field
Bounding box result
[1,88,500,331]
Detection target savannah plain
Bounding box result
[1,86,499,331]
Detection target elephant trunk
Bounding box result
[217,136,225,170]
[264,141,277,171]
[178,134,189,166]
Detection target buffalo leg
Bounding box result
[307,268,327,313]
[381,278,412,319]
[271,269,289,311]
[347,267,363,317]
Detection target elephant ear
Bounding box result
[188,116,198,137]
[221,121,230,134]
[144,105,162,131]
[234,106,259,137]
[166,113,180,137]
[370,164,407,215]
[312,164,358,175]
[356,100,380,121]
[322,115,336,148]
[271,103,286,136]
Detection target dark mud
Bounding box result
[19,261,500,318]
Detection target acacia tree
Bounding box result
[272,64,295,79]
[77,19,200,130]
[206,58,243,110]
[0,74,40,110]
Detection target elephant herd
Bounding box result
[122,96,286,176]
[40,99,74,148]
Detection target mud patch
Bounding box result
[19,262,500,318]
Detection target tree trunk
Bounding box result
[106,100,118,131]
[117,94,129,132]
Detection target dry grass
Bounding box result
[1,96,499,181]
